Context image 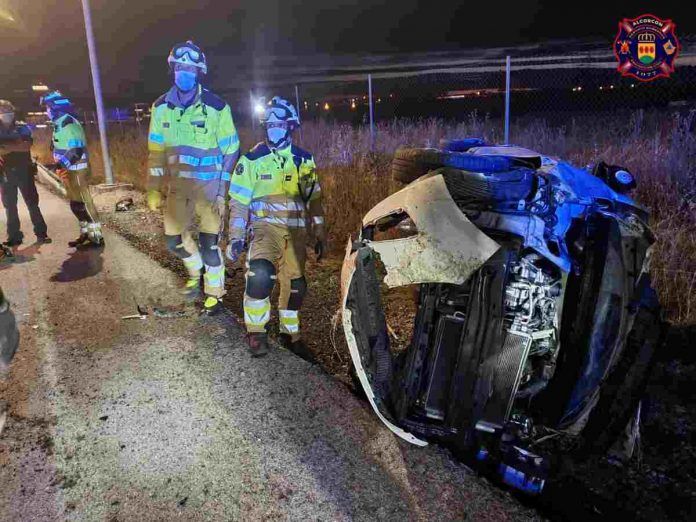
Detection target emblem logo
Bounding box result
[614,14,680,81]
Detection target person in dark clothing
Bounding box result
[0,99,50,246]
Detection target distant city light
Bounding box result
[610,84,615,89]
[253,102,265,115]
[631,83,636,88]
[323,102,330,110]
[32,84,49,92]
[351,100,356,110]
[599,86,604,90]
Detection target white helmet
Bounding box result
[167,40,207,75]
[261,96,300,128]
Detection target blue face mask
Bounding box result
[267,127,288,146]
[174,70,197,92]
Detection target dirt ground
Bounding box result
[2,184,545,521]
[94,188,696,521]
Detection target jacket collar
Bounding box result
[165,84,202,109]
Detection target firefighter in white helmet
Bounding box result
[146,41,240,314]
[227,96,326,358]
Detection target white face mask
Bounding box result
[267,127,288,146]
[0,113,13,126]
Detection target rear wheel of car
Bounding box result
[391,148,445,185]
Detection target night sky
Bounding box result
[1,0,693,100]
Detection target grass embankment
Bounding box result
[32,111,696,326]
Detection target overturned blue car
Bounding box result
[340,139,663,494]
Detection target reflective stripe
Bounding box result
[218,134,240,149]
[250,216,305,228]
[177,171,222,181]
[313,216,325,225]
[249,200,304,212]
[182,252,203,275]
[67,139,85,148]
[221,172,231,181]
[68,162,88,171]
[204,264,224,288]
[231,217,248,230]
[149,132,165,144]
[150,167,165,177]
[279,309,300,334]
[230,184,253,201]
[244,296,271,328]
[168,154,223,167]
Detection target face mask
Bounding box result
[0,113,13,126]
[267,127,288,146]
[174,70,197,92]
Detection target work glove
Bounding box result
[214,194,227,219]
[226,238,246,263]
[55,168,69,182]
[147,189,163,212]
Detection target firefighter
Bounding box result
[146,41,240,315]
[0,99,50,247]
[41,91,103,248]
[227,96,327,358]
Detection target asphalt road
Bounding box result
[0,184,541,521]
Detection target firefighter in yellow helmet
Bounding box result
[227,96,326,358]
[146,41,240,315]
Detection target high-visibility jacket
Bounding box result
[52,114,89,172]
[228,142,325,239]
[147,85,239,195]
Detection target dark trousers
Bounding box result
[1,170,48,243]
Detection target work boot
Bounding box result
[279,334,315,363]
[247,332,269,358]
[181,277,202,301]
[202,296,223,316]
[2,238,22,248]
[36,235,52,244]
[68,233,103,248]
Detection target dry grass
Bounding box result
[31,110,696,324]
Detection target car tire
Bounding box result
[391,148,445,185]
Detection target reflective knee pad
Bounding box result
[70,201,92,223]
[287,277,307,310]
[246,259,276,299]
[199,233,221,267]
[165,234,192,259]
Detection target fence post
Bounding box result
[368,74,375,148]
[504,55,511,145]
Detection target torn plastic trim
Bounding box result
[340,241,428,446]
[360,174,501,288]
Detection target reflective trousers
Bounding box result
[243,223,307,338]
[65,168,100,224]
[164,180,225,298]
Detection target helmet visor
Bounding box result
[264,107,290,122]
[174,46,201,62]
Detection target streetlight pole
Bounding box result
[80,0,114,185]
